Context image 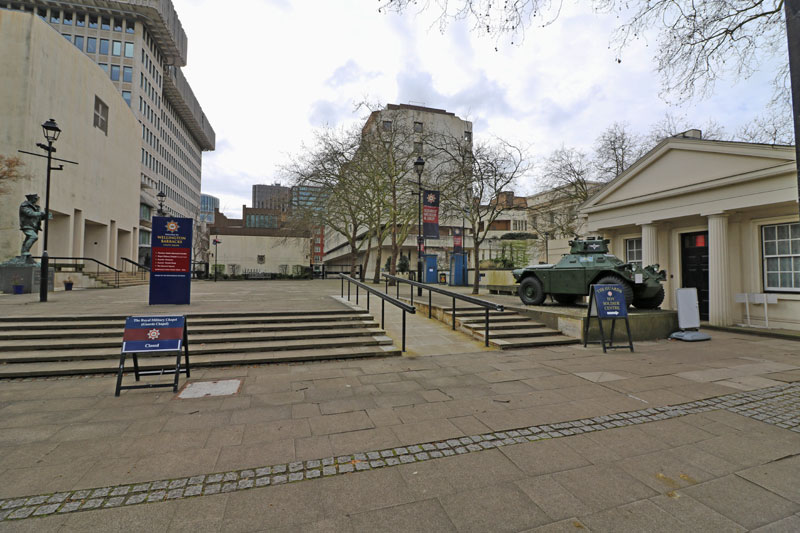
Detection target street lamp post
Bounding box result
[414,156,425,296]
[212,237,220,282]
[544,231,550,264]
[38,119,61,303]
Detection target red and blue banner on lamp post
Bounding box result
[422,190,440,239]
[149,216,193,305]
[453,227,463,253]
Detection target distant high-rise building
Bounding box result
[200,194,219,223]
[252,184,291,211]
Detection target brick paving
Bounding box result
[0,280,799,531]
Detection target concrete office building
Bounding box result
[3,1,216,258]
[0,9,140,269]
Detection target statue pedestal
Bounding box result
[0,258,54,294]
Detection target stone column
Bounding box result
[708,213,732,325]
[640,224,658,266]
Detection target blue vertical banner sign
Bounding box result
[422,190,440,239]
[149,216,193,305]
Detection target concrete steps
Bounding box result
[449,309,580,349]
[84,271,149,288]
[0,310,399,378]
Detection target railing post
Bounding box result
[347,279,350,301]
[485,308,490,347]
[452,297,456,330]
[396,280,399,298]
[428,289,432,318]
[381,299,385,329]
[367,291,370,311]
[402,310,406,352]
[341,276,344,297]
[385,278,388,293]
[410,283,414,305]
[356,285,359,305]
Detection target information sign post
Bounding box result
[149,216,193,305]
[583,284,634,353]
[115,315,190,396]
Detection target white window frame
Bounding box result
[625,238,642,268]
[762,222,800,292]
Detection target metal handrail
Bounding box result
[32,256,120,288]
[382,274,504,347]
[120,257,149,279]
[337,274,415,352]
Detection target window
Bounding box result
[626,238,642,268]
[112,40,121,56]
[382,120,392,132]
[62,34,71,42]
[414,121,423,133]
[63,12,73,25]
[122,91,131,107]
[87,37,97,53]
[50,11,60,23]
[101,17,111,30]
[464,131,472,142]
[125,20,135,34]
[89,15,98,29]
[76,14,85,27]
[113,19,122,32]
[123,66,132,82]
[139,230,151,245]
[37,7,46,20]
[73,35,84,50]
[110,65,120,81]
[93,96,109,135]
[763,222,800,292]
[413,142,423,155]
[139,203,151,221]
[99,39,109,55]
[99,63,109,74]
[124,42,134,57]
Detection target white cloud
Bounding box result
[172,0,784,217]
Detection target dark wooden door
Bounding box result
[681,231,709,320]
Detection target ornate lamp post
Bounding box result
[157,190,166,216]
[212,237,220,282]
[38,119,61,302]
[414,156,425,295]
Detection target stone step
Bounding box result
[0,313,373,330]
[0,309,367,323]
[462,321,547,331]
[0,327,386,352]
[0,344,401,378]
[0,335,394,363]
[0,320,380,341]
[489,335,581,349]
[458,316,526,324]
[474,328,562,339]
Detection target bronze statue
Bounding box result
[19,193,48,257]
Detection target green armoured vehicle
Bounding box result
[512,237,666,309]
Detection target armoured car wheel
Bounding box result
[553,294,578,305]
[519,277,546,305]
[595,275,634,307]
[633,286,665,309]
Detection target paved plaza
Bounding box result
[1,280,800,531]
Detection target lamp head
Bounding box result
[42,118,61,143]
[413,156,425,178]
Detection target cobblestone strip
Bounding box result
[2,382,798,522]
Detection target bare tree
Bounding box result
[593,122,646,181]
[432,133,529,294]
[736,101,794,144]
[646,112,728,146]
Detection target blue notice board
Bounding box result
[591,284,628,318]
[149,216,193,305]
[122,315,185,353]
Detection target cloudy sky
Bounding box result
[172,0,784,217]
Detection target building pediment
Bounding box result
[582,139,795,213]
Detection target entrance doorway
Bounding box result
[681,231,709,320]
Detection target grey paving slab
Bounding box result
[515,474,592,522]
[649,493,747,532]
[551,463,659,513]
[681,474,800,530]
[349,498,456,533]
[752,514,800,533]
[500,438,591,476]
[736,455,800,504]
[522,518,591,533]
[580,499,693,533]
[439,482,549,533]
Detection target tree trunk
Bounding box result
[348,239,358,278]
[361,235,372,282]
[472,241,481,295]
[373,244,383,284]
[389,188,398,285]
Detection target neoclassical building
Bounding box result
[581,131,799,330]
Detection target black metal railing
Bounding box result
[382,274,504,347]
[338,274,415,352]
[120,257,149,279]
[32,256,121,288]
